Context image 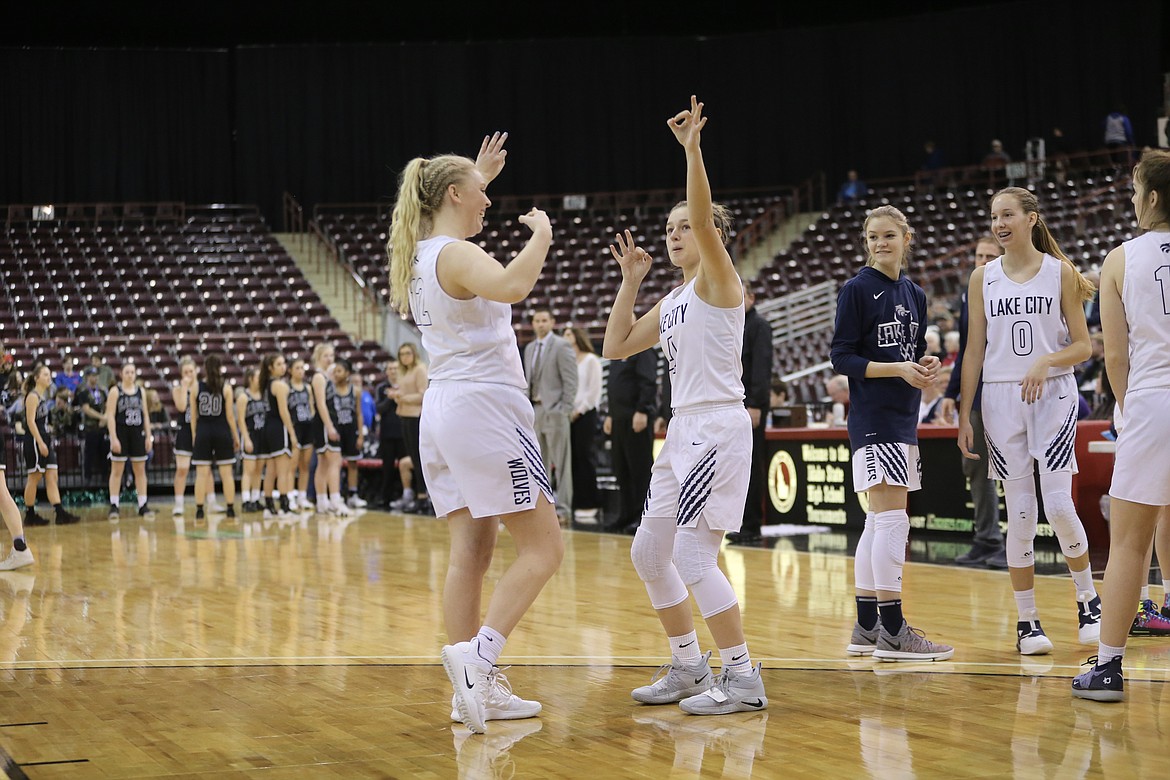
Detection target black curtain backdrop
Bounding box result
[1,0,1163,225]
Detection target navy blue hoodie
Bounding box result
[830,266,928,451]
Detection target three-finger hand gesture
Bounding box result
[476,131,508,184]
[667,95,707,150]
[609,229,653,285]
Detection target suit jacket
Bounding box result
[525,335,578,418]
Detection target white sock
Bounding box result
[138,495,148,508]
[208,490,218,503]
[331,493,343,506]
[1071,569,1096,598]
[1014,589,1038,621]
[1163,581,1170,603]
[272,491,281,500]
[110,495,120,508]
[402,488,415,501]
[468,625,506,669]
[1141,585,1151,601]
[719,642,753,677]
[1097,642,1125,665]
[669,631,701,663]
[174,496,184,510]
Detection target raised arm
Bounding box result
[475,131,508,185]
[602,229,663,359]
[436,205,553,306]
[667,95,741,307]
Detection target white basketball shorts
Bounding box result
[981,374,1079,481]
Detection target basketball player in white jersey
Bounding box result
[958,187,1101,656]
[604,96,767,715]
[1074,150,1170,701]
[387,132,563,735]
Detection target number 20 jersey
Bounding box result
[982,254,1073,383]
[410,235,526,389]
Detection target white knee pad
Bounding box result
[631,522,688,610]
[872,510,908,593]
[854,513,876,592]
[676,528,738,619]
[1040,472,1089,558]
[631,524,675,582]
[1003,477,1038,568]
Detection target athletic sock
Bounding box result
[669,630,701,663]
[1071,568,1096,597]
[469,625,506,669]
[13,537,27,552]
[1014,588,1038,621]
[1141,585,1151,602]
[878,599,904,635]
[1097,642,1125,665]
[138,496,148,509]
[174,496,184,510]
[719,642,753,677]
[856,596,879,631]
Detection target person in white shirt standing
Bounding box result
[387,132,562,734]
[1074,150,1170,701]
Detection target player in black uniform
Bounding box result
[286,358,315,512]
[190,354,238,521]
[831,205,952,662]
[238,368,267,513]
[21,364,79,527]
[107,364,154,519]
[171,357,197,517]
[329,359,364,510]
[258,354,298,517]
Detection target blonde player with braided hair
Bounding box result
[388,133,563,735]
[959,186,1101,658]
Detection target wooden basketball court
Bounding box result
[0,508,1165,777]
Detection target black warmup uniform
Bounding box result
[330,384,360,460]
[260,380,291,457]
[288,382,315,451]
[110,385,148,462]
[242,390,268,461]
[191,381,236,466]
[174,387,194,457]
[22,390,57,474]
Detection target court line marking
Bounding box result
[2,655,1169,679]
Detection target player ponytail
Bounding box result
[204,354,224,394]
[387,154,478,316]
[22,363,46,396]
[993,187,1094,303]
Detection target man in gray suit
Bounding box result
[525,310,577,522]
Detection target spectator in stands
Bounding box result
[374,358,405,507]
[146,387,169,432]
[940,235,1006,569]
[390,343,429,514]
[563,326,601,524]
[604,95,768,714]
[74,368,110,485]
[831,204,952,662]
[107,363,154,520]
[88,352,116,391]
[603,349,658,534]
[941,330,960,366]
[919,365,950,423]
[924,327,944,361]
[54,357,82,397]
[982,139,1011,171]
[918,140,946,187]
[525,310,577,523]
[729,282,773,545]
[50,387,77,434]
[836,170,867,204]
[1103,105,1135,162]
[769,379,790,427]
[1083,269,1102,328]
[1077,332,1106,404]
[387,130,561,732]
[22,364,80,526]
[824,374,850,425]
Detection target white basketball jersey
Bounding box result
[410,235,526,389]
[1122,230,1170,393]
[658,278,745,409]
[982,254,1073,383]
